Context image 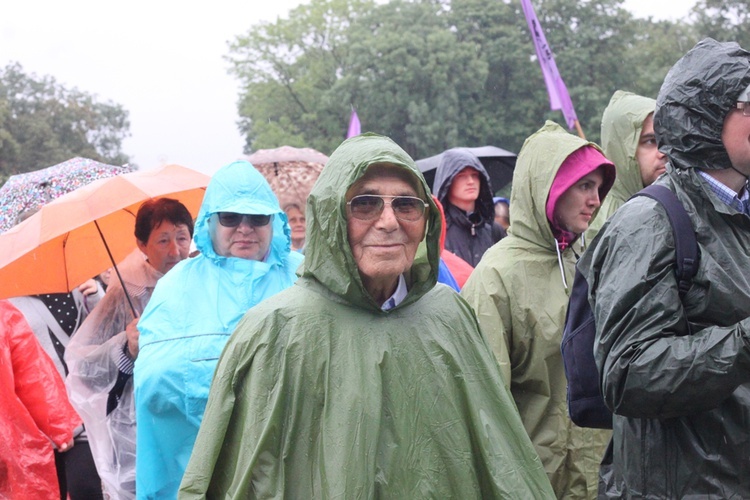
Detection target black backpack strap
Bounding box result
[630,185,699,298]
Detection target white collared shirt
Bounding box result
[381,274,408,311]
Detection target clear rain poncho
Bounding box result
[65,249,164,499]
[178,134,554,499]
[133,160,303,499]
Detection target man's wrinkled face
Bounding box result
[636,114,667,186]
[722,107,750,177]
[346,166,427,292]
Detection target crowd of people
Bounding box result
[2,37,750,499]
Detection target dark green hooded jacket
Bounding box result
[579,38,750,498]
[178,134,554,499]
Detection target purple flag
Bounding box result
[520,0,578,130]
[347,108,361,138]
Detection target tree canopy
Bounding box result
[228,0,743,162]
[0,63,131,184]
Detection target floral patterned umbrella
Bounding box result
[0,157,133,233]
[246,146,328,209]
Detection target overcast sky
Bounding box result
[2,0,696,176]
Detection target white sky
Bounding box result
[2,0,695,177]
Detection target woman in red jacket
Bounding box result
[0,300,81,500]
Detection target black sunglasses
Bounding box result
[217,212,272,228]
[347,195,427,222]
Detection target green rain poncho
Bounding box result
[585,90,656,243]
[461,122,612,499]
[178,134,554,499]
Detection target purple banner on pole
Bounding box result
[347,108,361,138]
[520,0,578,130]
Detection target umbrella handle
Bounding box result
[94,221,138,317]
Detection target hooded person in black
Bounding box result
[433,149,505,266]
[579,38,750,497]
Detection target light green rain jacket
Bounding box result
[461,122,611,499]
[178,133,554,499]
[584,90,655,244]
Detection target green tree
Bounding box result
[341,0,489,158]
[691,0,750,48]
[228,0,375,155]
[0,63,131,183]
[229,0,746,161]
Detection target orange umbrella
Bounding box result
[0,164,209,301]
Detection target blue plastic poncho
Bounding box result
[133,161,304,499]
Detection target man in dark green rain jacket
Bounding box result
[579,38,750,497]
[177,133,554,499]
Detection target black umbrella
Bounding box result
[415,146,517,195]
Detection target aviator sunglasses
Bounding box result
[347,195,428,222]
[217,212,272,228]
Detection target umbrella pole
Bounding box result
[94,221,138,317]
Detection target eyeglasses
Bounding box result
[217,212,272,228]
[737,102,750,117]
[347,195,428,222]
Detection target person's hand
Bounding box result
[58,438,75,452]
[126,318,140,359]
[77,278,99,296]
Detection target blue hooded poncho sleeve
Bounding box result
[133,161,303,499]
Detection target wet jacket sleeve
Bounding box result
[8,305,81,446]
[590,199,750,419]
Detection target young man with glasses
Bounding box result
[578,39,750,497]
[178,133,554,499]
[133,161,303,499]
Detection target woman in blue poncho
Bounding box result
[133,160,303,499]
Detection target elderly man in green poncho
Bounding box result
[178,133,554,499]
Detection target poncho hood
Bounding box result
[508,121,613,249]
[655,38,750,171]
[302,133,441,311]
[193,160,291,266]
[601,90,656,196]
[433,148,495,221]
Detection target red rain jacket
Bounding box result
[432,196,474,288]
[0,300,81,499]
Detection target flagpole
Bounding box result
[520,0,584,137]
[574,119,585,140]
